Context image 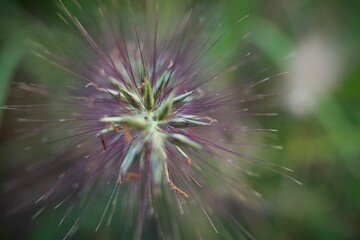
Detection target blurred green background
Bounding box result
[1,0,360,239]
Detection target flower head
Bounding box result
[0,1,296,239]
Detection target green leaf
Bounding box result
[252,17,294,69]
[0,34,26,125]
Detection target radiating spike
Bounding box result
[143,78,154,110]
[166,118,211,128]
[168,134,201,150]
[173,90,195,106]
[156,93,174,121]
